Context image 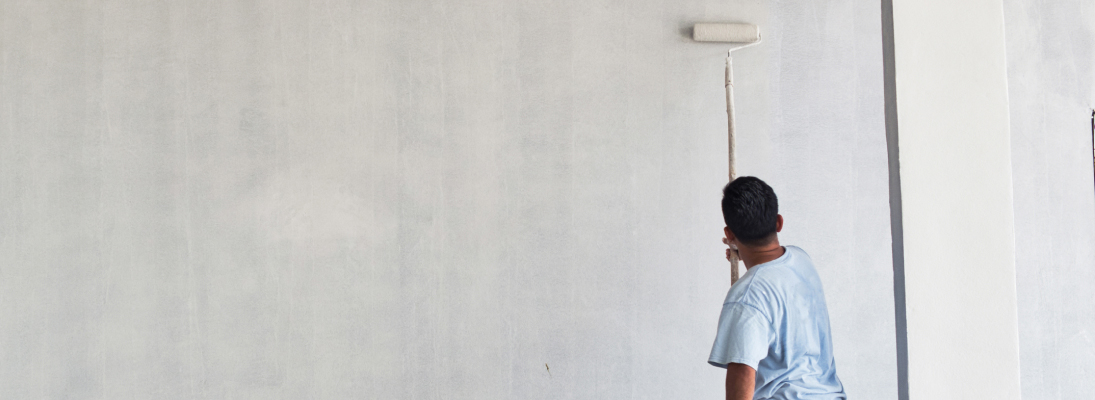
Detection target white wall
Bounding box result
[1003,1,1095,398]
[0,1,896,398]
[887,0,1022,398]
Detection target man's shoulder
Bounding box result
[723,270,779,308]
[724,247,811,306]
[783,245,813,263]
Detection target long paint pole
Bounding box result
[727,51,741,284]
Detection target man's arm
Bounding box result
[725,363,756,400]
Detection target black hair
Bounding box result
[721,176,779,246]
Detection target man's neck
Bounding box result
[739,241,785,269]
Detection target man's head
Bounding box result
[721,176,782,247]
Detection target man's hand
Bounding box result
[723,237,740,262]
[725,363,756,400]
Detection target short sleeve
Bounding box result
[708,302,770,370]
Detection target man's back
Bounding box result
[709,246,846,399]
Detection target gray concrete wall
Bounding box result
[1003,1,1095,399]
[0,1,895,398]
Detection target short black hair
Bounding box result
[721,176,779,246]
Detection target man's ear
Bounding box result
[724,226,736,243]
[775,214,784,232]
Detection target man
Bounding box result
[709,177,846,400]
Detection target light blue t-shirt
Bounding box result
[709,246,846,399]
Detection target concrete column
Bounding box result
[883,0,1023,398]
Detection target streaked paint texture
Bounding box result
[0,1,896,398]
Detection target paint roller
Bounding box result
[692,23,761,284]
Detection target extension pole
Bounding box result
[691,22,760,285]
[726,51,741,284]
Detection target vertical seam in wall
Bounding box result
[880,0,909,399]
[993,1,1026,390]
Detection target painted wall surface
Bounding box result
[888,0,1022,398]
[1002,1,1095,398]
[0,1,895,398]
